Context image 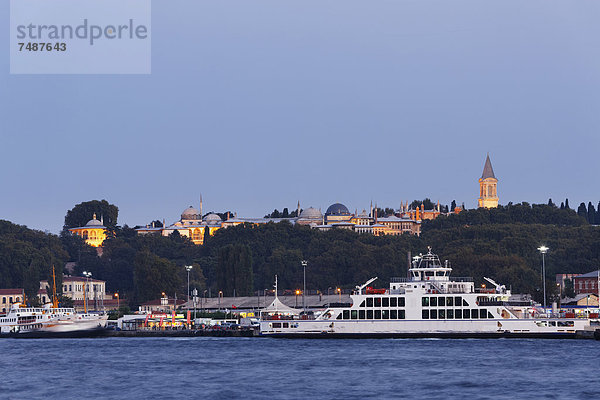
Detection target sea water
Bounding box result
[0,337,598,399]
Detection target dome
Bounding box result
[299,207,323,220]
[181,206,201,220]
[204,213,222,225]
[85,213,103,227]
[325,203,350,216]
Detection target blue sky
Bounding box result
[2,0,600,233]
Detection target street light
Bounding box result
[336,287,341,302]
[114,292,119,310]
[538,245,549,312]
[218,290,223,311]
[185,265,193,306]
[82,271,92,313]
[301,260,308,314]
[295,289,300,308]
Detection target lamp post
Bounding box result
[337,287,341,302]
[538,245,549,312]
[218,290,223,311]
[295,290,300,308]
[192,288,198,322]
[301,260,308,314]
[185,265,193,306]
[82,271,92,313]
[115,292,119,310]
[556,283,561,312]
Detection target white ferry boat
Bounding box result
[0,302,108,337]
[260,248,595,338]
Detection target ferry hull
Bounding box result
[1,326,109,339]
[261,331,581,339]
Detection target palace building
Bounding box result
[478,154,499,208]
[68,213,108,247]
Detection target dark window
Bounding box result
[422,297,429,307]
[471,309,478,319]
[390,297,397,307]
[430,297,437,307]
[446,297,453,307]
[351,310,358,319]
[439,309,445,319]
[382,298,389,307]
[455,296,462,306]
[375,298,382,307]
[399,310,406,319]
[359,310,366,319]
[422,310,429,319]
[480,309,487,319]
[390,310,397,319]
[367,310,373,319]
[374,310,381,319]
[398,297,405,307]
[366,298,373,307]
[336,313,342,320]
[439,297,445,306]
[454,309,462,319]
[447,309,454,319]
[283,322,289,328]
[343,310,350,319]
[487,311,494,319]
[273,323,281,328]
[382,310,389,319]
[463,299,469,306]
[359,300,366,307]
[430,310,438,319]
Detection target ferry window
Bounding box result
[439,310,445,319]
[382,298,389,307]
[454,309,462,319]
[399,310,405,319]
[374,310,381,319]
[447,309,454,319]
[430,310,437,319]
[438,297,445,306]
[446,297,453,307]
[367,310,373,319]
[375,298,382,307]
[390,297,397,307]
[471,309,478,319]
[360,300,366,307]
[336,313,342,320]
[382,310,389,319]
[390,310,397,319]
[398,297,405,307]
[422,297,429,307]
[479,309,487,319]
[430,297,437,307]
[366,298,373,307]
[351,310,358,320]
[422,310,429,319]
[463,299,469,306]
[273,323,281,328]
[425,271,434,277]
[549,321,556,326]
[455,296,462,306]
[283,322,289,328]
[359,310,366,319]
[343,310,350,319]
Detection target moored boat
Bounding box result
[260,248,598,338]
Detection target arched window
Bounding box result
[82,231,88,240]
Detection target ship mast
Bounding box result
[52,265,59,308]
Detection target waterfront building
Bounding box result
[39,275,111,312]
[68,213,107,247]
[325,203,353,225]
[0,289,24,314]
[139,296,185,313]
[561,293,599,307]
[573,270,600,295]
[478,154,499,208]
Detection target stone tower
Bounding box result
[478,154,498,208]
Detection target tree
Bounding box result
[63,200,118,232]
[282,208,289,218]
[216,244,254,296]
[563,279,575,298]
[577,203,588,221]
[133,250,182,303]
[451,200,457,212]
[587,202,596,225]
[565,199,570,209]
[548,199,556,208]
[203,226,210,244]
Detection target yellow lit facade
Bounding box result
[478,154,499,208]
[68,213,107,247]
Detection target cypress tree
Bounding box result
[451,200,457,212]
[588,202,596,224]
[548,199,556,207]
[560,202,565,210]
[577,203,588,221]
[565,199,570,209]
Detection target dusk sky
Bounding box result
[2,0,600,234]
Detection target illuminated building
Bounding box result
[478,154,499,208]
[68,213,107,247]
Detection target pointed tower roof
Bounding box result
[481,154,496,180]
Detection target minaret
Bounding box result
[370,201,373,218]
[297,200,301,217]
[478,154,499,208]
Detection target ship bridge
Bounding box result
[408,247,452,282]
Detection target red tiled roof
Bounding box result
[0,289,24,295]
